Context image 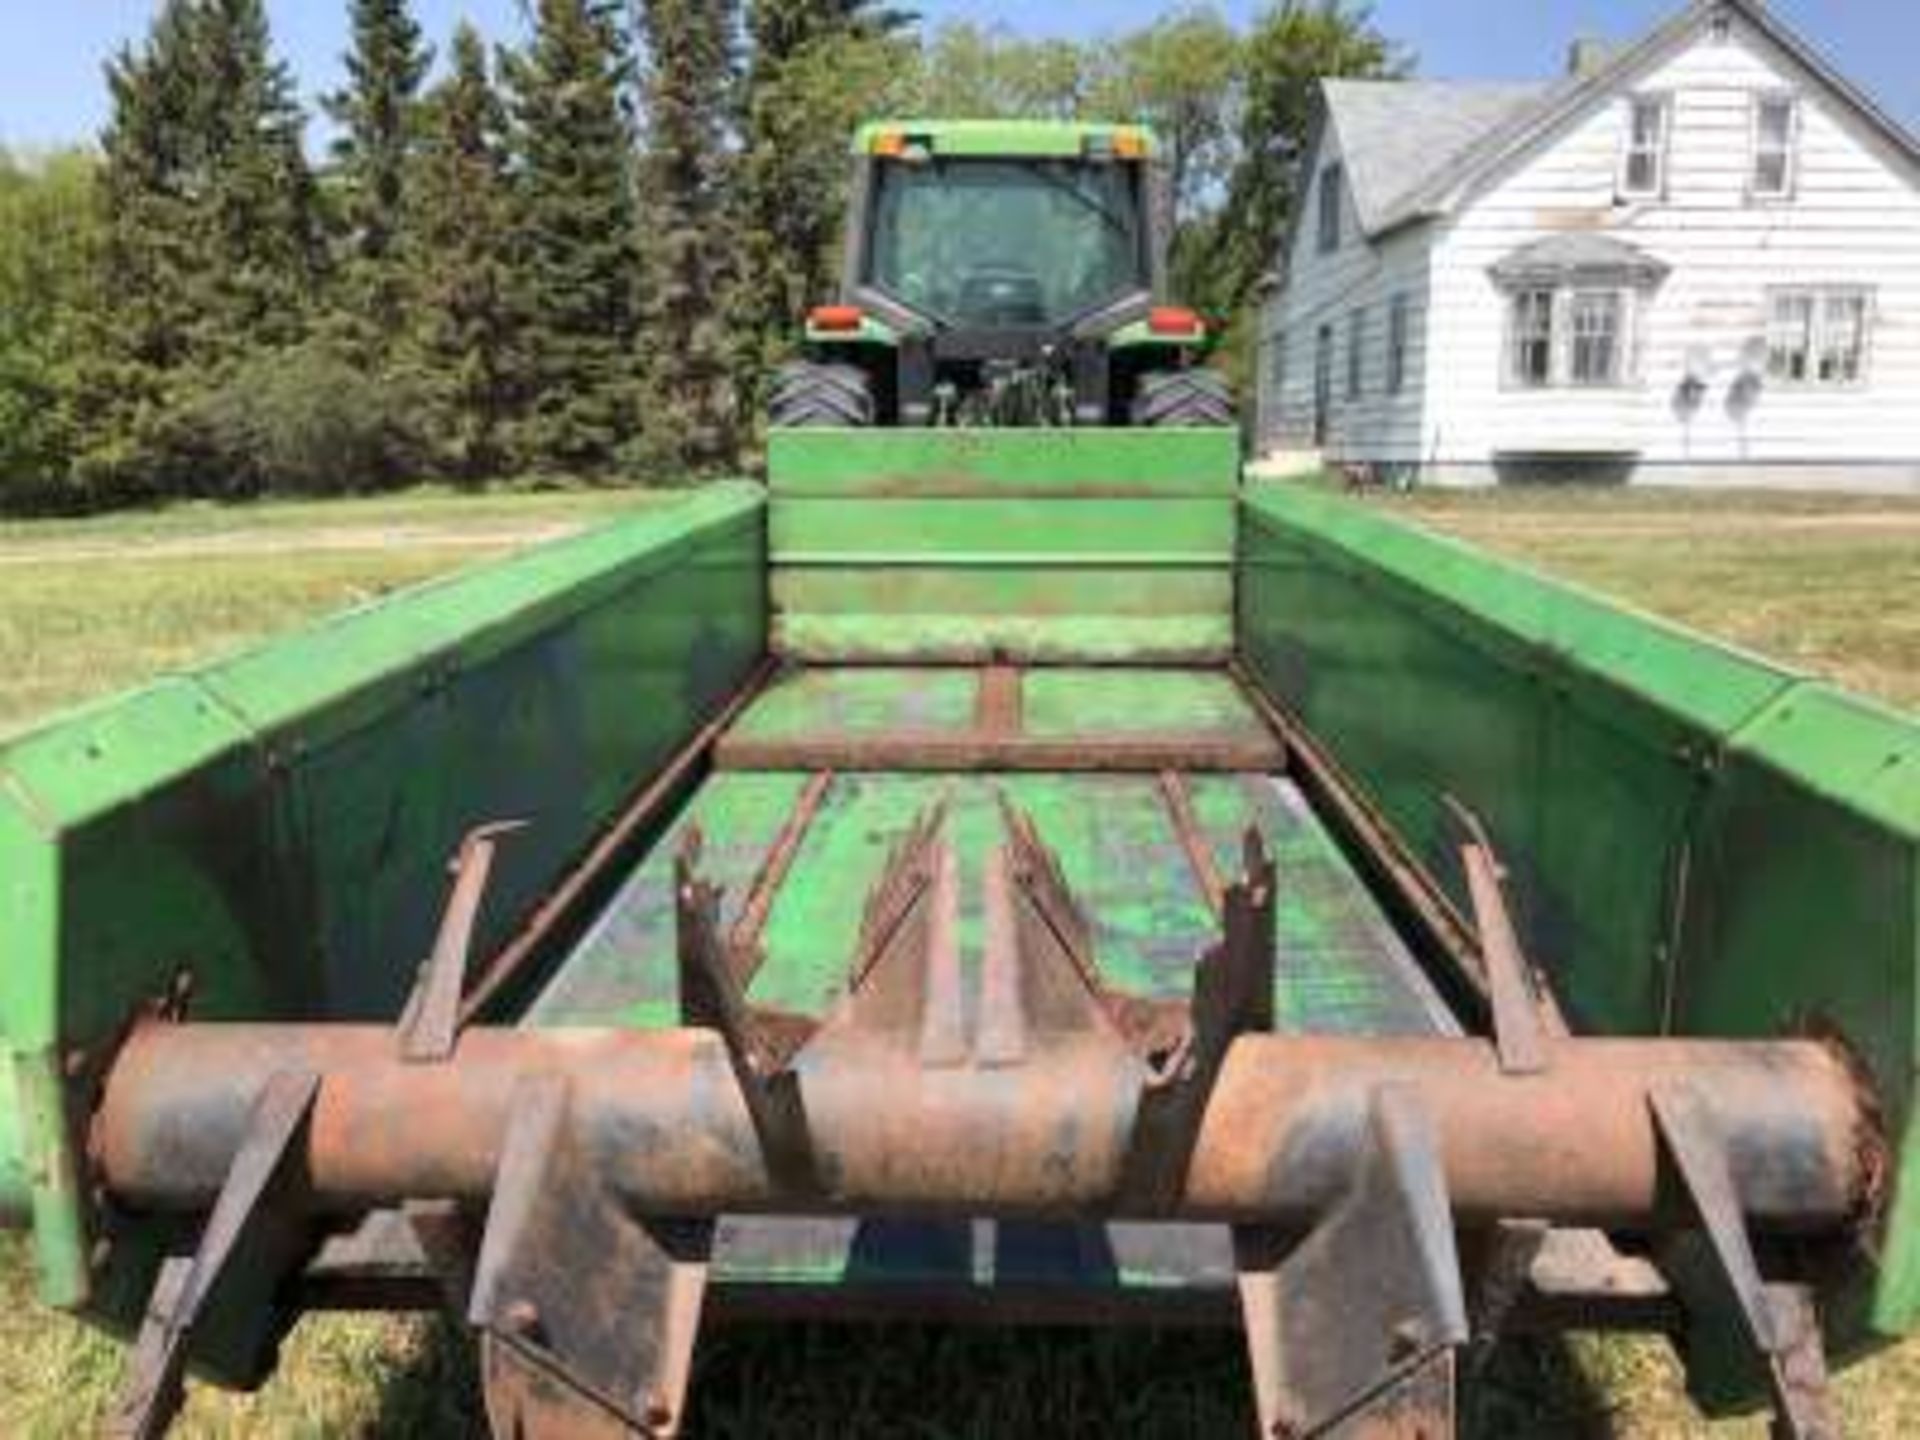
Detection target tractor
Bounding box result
[769,120,1235,430]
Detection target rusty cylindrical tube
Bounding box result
[94,1024,1872,1232]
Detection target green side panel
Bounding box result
[0,483,769,1307]
[852,119,1158,159]
[767,429,1239,498]
[774,568,1233,664]
[771,497,1235,565]
[1236,482,1920,1345]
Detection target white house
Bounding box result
[1254,0,1920,490]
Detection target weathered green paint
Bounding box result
[851,119,1157,159]
[725,667,981,747]
[1021,669,1266,742]
[537,765,1445,1038]
[772,497,1235,565]
[1237,481,1920,1348]
[0,483,768,1308]
[774,568,1233,664]
[767,428,1238,498]
[768,429,1239,663]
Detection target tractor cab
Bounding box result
[772,121,1233,430]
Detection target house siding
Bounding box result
[1262,13,1920,491]
[1259,125,1433,467]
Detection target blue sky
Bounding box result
[0,1,1914,151]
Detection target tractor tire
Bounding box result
[1131,368,1236,428]
[769,362,875,428]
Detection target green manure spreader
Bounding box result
[4,123,1920,1440]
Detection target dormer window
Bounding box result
[1317,163,1344,254]
[1752,95,1800,198]
[1620,95,1670,199]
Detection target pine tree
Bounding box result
[406,24,520,481]
[187,0,322,361]
[635,0,739,471]
[325,0,432,361]
[735,1,914,414]
[76,0,320,495]
[503,0,644,475]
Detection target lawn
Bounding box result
[2,481,1918,1436]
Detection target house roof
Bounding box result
[1487,233,1673,289]
[1314,0,1920,243]
[1323,80,1552,235]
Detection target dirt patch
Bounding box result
[0,521,585,567]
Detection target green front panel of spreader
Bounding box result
[768,428,1240,663]
[0,483,768,1307]
[1237,482,1920,1344]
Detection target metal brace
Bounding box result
[108,1071,320,1440]
[675,829,819,1189]
[1444,797,1551,1075]
[470,1074,713,1440]
[1238,1083,1469,1439]
[1124,828,1277,1211]
[1650,1082,1839,1440]
[397,821,525,1063]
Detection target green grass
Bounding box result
[4,481,1920,1435]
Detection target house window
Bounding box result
[1767,287,1869,385]
[1346,309,1364,399]
[1620,95,1671,199]
[1752,95,1799,198]
[1318,164,1344,253]
[1509,289,1555,388]
[1569,291,1624,386]
[1387,294,1410,395]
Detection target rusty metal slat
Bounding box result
[716,730,1285,774]
[975,845,1029,1068]
[727,769,834,972]
[399,823,525,1064]
[917,843,969,1069]
[1158,769,1227,920]
[975,664,1024,738]
[96,1027,1870,1233]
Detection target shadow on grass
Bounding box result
[363,1320,1627,1438]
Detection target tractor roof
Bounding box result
[851,119,1158,159]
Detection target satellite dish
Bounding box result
[1683,345,1714,384]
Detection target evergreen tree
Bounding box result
[325,0,432,360]
[187,0,322,359]
[503,0,643,475]
[734,1,915,412]
[77,0,320,494]
[406,24,520,480]
[1202,0,1403,323]
[635,0,739,471]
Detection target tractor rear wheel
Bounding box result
[1131,368,1235,428]
[769,362,875,428]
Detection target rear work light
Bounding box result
[1149,306,1205,337]
[809,305,866,334]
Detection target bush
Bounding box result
[167,344,430,499]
